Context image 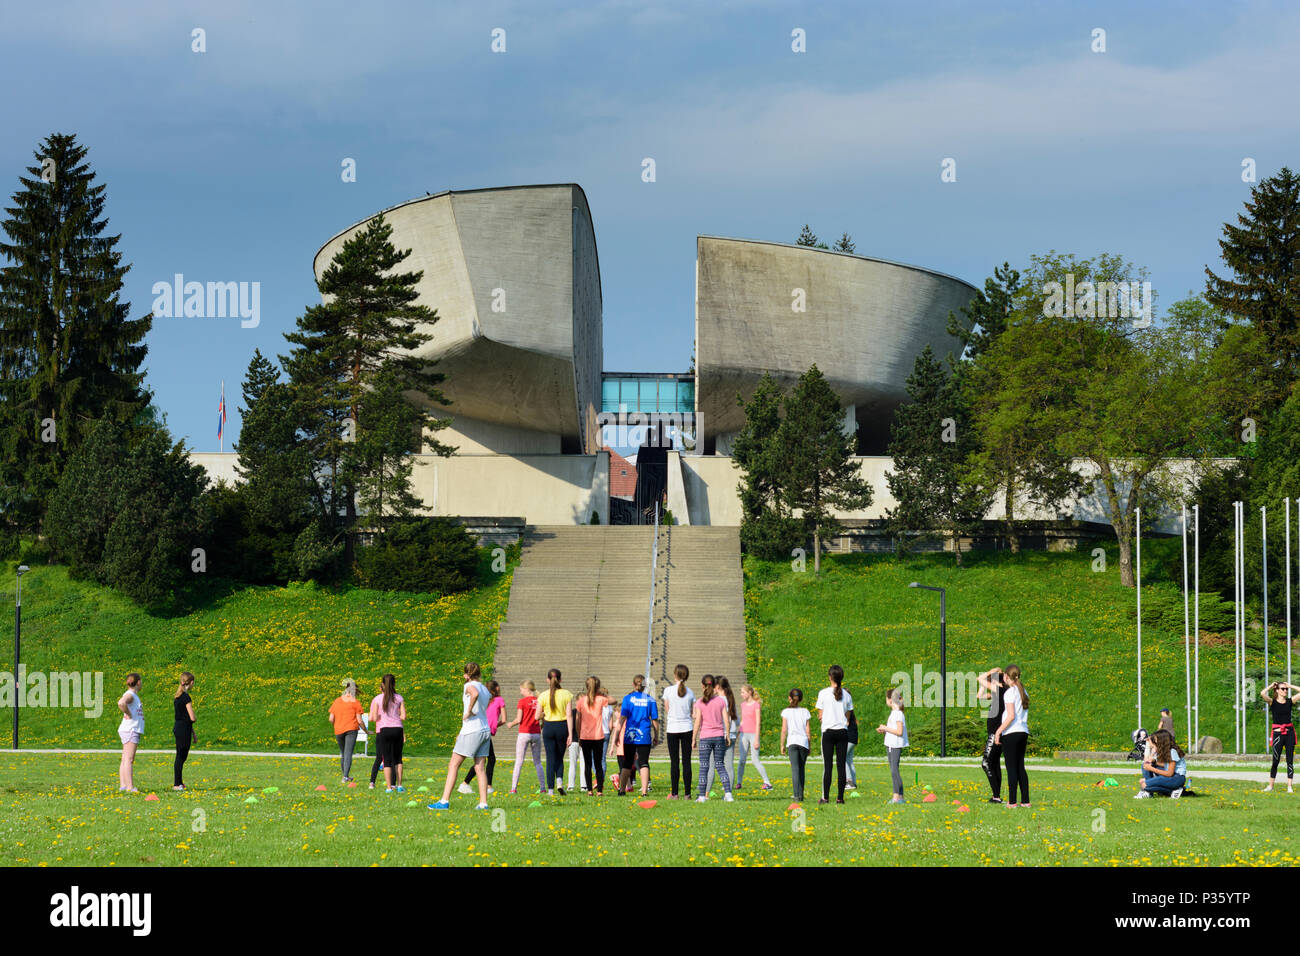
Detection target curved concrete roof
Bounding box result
[314,184,603,451]
[694,236,976,439]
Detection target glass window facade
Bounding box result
[600,375,695,413]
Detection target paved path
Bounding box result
[8,749,1281,784]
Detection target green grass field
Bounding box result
[743,542,1280,756]
[0,562,514,752]
[0,752,1293,867]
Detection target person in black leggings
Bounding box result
[993,664,1030,807]
[537,668,573,795]
[1263,682,1298,793]
[977,667,1006,803]
[172,671,196,790]
[815,665,853,804]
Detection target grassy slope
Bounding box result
[743,541,1285,756]
[0,753,1293,866]
[0,563,513,752]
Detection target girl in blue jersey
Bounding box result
[612,675,659,797]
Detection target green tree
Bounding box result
[0,133,151,536]
[886,346,990,566]
[733,374,802,559]
[778,365,873,573]
[1205,166,1300,407]
[281,213,453,569]
[796,224,820,247]
[355,365,424,531]
[832,232,856,254]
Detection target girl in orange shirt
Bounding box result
[575,676,609,794]
[328,679,365,784]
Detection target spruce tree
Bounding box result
[1205,166,1300,407]
[832,232,856,254]
[0,133,151,534]
[777,365,873,573]
[886,346,990,566]
[281,213,453,568]
[796,224,819,247]
[732,373,801,558]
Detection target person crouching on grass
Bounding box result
[876,687,909,804]
[1136,729,1186,798]
[117,673,144,793]
[431,662,493,810]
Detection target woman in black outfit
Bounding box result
[173,672,196,790]
[1262,681,1298,793]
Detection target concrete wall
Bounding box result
[438,415,561,455]
[191,452,241,488]
[694,237,976,443]
[671,454,1215,532]
[410,452,610,525]
[313,184,602,453]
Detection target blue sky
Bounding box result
[2,0,1298,451]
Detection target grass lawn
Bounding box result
[0,563,514,753]
[743,542,1282,756]
[0,752,1294,867]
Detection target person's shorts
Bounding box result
[454,728,492,760]
[625,743,651,768]
[118,728,141,746]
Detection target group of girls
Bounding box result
[115,671,196,793]
[975,664,1032,807]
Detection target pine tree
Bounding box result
[796,224,819,247]
[0,133,151,535]
[947,262,1020,361]
[1205,166,1300,407]
[886,346,990,566]
[777,365,873,573]
[355,365,424,531]
[832,232,855,254]
[732,373,802,558]
[281,213,453,569]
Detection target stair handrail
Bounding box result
[644,502,659,695]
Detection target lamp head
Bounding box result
[17,566,29,575]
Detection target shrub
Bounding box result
[352,517,480,594]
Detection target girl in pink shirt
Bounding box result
[692,675,733,802]
[735,685,773,790]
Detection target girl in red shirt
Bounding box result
[505,680,546,794]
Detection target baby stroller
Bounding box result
[1126,728,1149,761]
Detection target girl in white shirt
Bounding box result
[780,688,813,803]
[661,664,696,798]
[875,687,909,803]
[992,664,1031,808]
[815,664,854,804]
[117,672,144,793]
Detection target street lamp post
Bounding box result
[13,565,29,751]
[909,582,946,758]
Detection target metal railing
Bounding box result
[644,502,659,695]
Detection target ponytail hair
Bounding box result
[675,664,689,697]
[174,671,194,699]
[700,674,716,703]
[888,687,905,713]
[828,664,844,701]
[487,680,500,699]
[464,661,482,682]
[632,674,645,693]
[788,687,803,706]
[717,675,736,722]
[586,675,600,706]
[1004,664,1028,710]
[742,684,759,703]
[126,672,141,689]
[547,668,562,711]
[381,674,397,714]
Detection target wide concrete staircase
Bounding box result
[490,524,745,769]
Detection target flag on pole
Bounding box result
[217,380,226,450]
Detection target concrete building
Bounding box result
[191,182,1192,536]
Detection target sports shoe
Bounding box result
[667,794,678,800]
[723,792,735,802]
[487,786,495,795]
[385,787,395,794]
[428,801,450,810]
[476,803,489,810]
[458,782,473,794]
[696,796,707,803]
[394,786,405,793]
[818,798,829,805]
[556,787,566,796]
[1170,788,1183,799]
[760,783,773,791]
[845,784,856,791]
[988,797,1003,804]
[1134,791,1150,799]
[836,798,845,804]
[509,788,517,794]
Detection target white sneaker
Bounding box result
[723,792,735,802]
[696,796,707,803]
[457,783,473,794]
[1134,791,1150,799]
[487,786,495,795]
[1170,788,1183,799]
